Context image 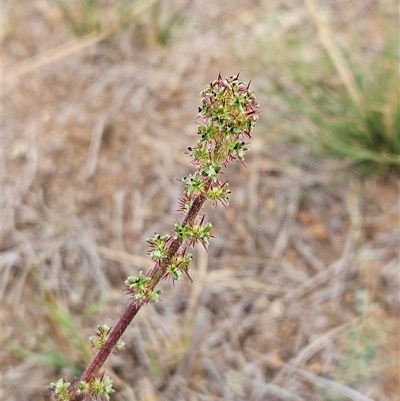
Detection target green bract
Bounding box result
[89,375,114,401]
[49,379,70,401]
[89,324,125,352]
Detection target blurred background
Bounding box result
[2,0,399,400]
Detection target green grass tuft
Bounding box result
[276,25,399,175]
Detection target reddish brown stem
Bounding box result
[81,302,140,382]
[68,185,210,401]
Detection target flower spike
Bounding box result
[50,74,259,401]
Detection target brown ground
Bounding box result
[2,1,399,401]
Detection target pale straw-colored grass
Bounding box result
[2,1,398,400]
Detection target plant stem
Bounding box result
[68,184,210,401]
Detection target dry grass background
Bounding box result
[2,0,399,400]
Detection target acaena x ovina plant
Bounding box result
[50,73,259,401]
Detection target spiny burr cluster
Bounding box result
[50,73,259,401]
